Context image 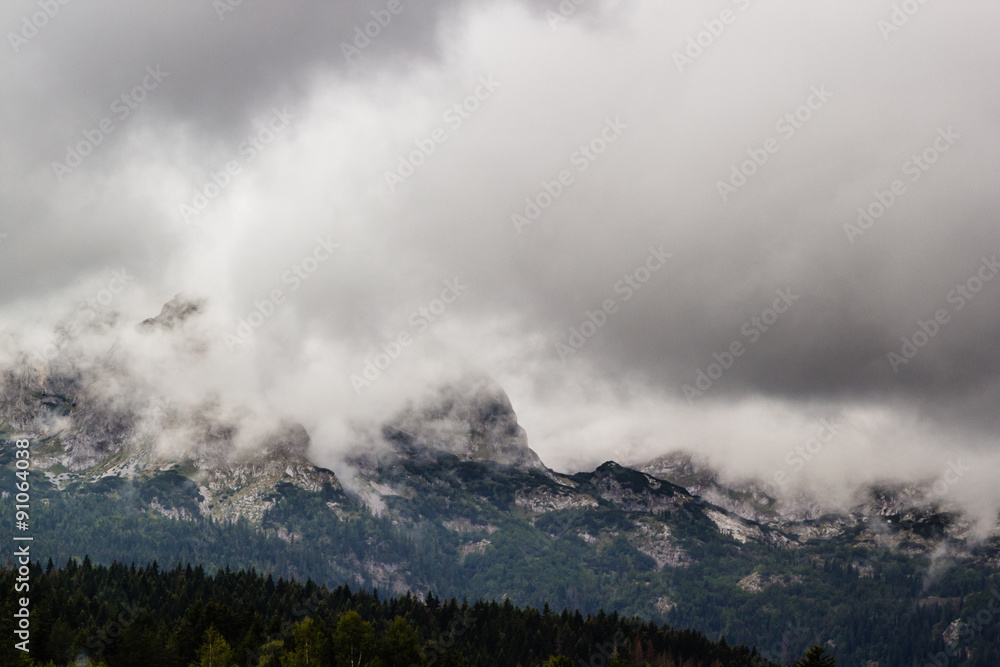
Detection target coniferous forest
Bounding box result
[0,559,782,667]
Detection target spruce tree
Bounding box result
[794,644,835,666]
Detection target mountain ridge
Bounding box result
[2,300,1000,665]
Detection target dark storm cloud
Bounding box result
[4,0,454,144]
[0,0,459,302]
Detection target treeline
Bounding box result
[0,558,777,667]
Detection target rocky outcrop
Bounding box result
[629,520,689,569]
[514,487,599,513]
[589,461,690,513]
[737,571,803,593]
[138,295,205,331]
[385,374,544,469]
[641,452,778,523]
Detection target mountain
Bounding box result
[383,373,545,471]
[2,300,999,665]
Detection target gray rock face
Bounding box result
[59,389,138,470]
[589,462,690,513]
[385,374,544,470]
[138,295,205,331]
[0,359,137,470]
[640,451,998,556]
[0,298,341,521]
[0,367,46,432]
[196,441,342,523]
[641,452,779,523]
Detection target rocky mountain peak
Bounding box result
[384,373,544,469]
[641,452,785,523]
[138,295,205,331]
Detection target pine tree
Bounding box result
[794,644,835,666]
[542,657,573,667]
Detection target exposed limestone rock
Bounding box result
[655,595,676,614]
[386,374,544,470]
[705,509,766,544]
[629,520,689,569]
[443,518,498,534]
[514,487,599,513]
[641,451,778,522]
[590,462,689,513]
[138,295,205,331]
[458,539,492,561]
[737,571,803,593]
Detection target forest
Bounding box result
[0,559,789,667]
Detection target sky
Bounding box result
[2,0,999,521]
